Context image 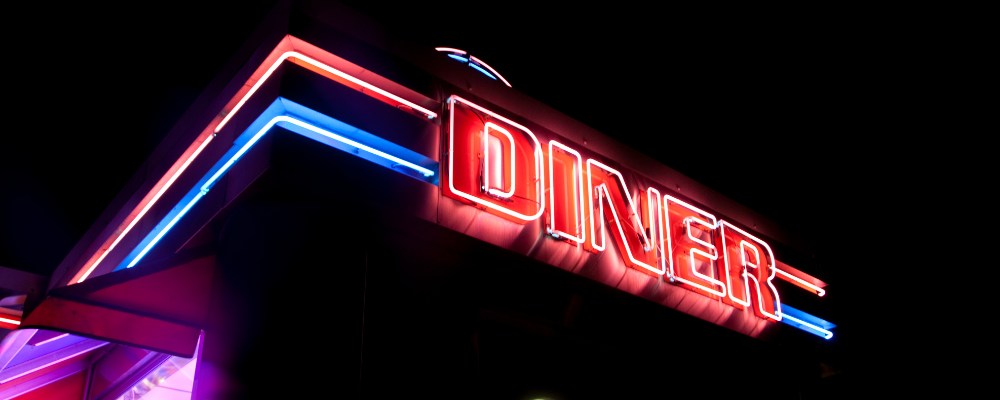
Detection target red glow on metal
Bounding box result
[434,47,466,55]
[0,315,20,329]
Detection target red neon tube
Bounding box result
[774,261,827,297]
[0,315,21,329]
[68,35,438,285]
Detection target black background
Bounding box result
[0,0,944,396]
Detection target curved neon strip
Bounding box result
[469,55,512,88]
[215,51,438,133]
[435,47,467,55]
[447,96,544,222]
[437,49,510,86]
[0,316,20,326]
[468,63,497,80]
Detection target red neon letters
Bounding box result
[719,222,782,321]
[444,96,544,222]
[546,141,585,243]
[444,100,826,324]
[663,196,727,299]
[584,160,662,276]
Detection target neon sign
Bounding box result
[444,96,545,222]
[62,35,834,340]
[444,94,834,334]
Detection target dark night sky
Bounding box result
[0,0,904,276]
[0,0,938,392]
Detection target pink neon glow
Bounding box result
[469,56,512,88]
[586,160,663,275]
[74,134,214,284]
[482,122,515,198]
[447,96,545,221]
[662,195,726,297]
[719,221,782,322]
[435,47,467,55]
[215,51,438,133]
[0,341,109,384]
[32,333,70,347]
[774,268,826,297]
[547,141,585,243]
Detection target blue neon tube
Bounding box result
[779,303,836,339]
[115,98,438,271]
[469,63,497,80]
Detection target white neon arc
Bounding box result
[774,268,827,297]
[435,47,467,54]
[215,51,438,133]
[0,316,19,325]
[586,160,663,275]
[662,195,726,297]
[547,141,585,243]
[719,221,782,322]
[779,313,833,339]
[447,96,544,222]
[482,122,515,198]
[126,114,435,269]
[76,135,214,283]
[469,55,512,88]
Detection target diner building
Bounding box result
[1,1,839,398]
